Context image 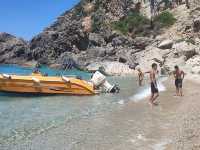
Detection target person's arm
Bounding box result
[182,71,185,79]
[151,71,158,88]
[150,71,155,83]
[138,73,141,80]
[141,72,144,80]
[144,71,150,74]
[173,71,176,79]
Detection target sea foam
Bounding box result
[131,77,167,102]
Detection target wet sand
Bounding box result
[167,78,200,150]
[1,77,200,150]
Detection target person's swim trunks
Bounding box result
[151,82,159,94]
[175,79,183,88]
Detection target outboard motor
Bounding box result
[91,71,120,93]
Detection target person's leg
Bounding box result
[152,93,159,104]
[175,80,179,96]
[179,80,183,96]
[149,93,154,105]
[180,88,183,96]
[176,87,180,96]
[139,80,142,86]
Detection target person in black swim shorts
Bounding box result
[145,63,159,106]
[173,65,185,96]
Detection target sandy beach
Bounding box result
[1,76,200,150]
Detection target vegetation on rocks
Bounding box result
[91,9,105,32]
[111,10,176,36]
[111,12,150,35]
[154,11,176,27]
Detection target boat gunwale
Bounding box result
[0,75,95,95]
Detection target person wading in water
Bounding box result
[173,65,185,96]
[137,68,144,86]
[146,63,159,106]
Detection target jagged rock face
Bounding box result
[0,32,30,64]
[103,0,132,21]
[29,19,89,64]
[27,0,136,66]
[3,0,200,76]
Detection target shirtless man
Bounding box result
[137,68,144,86]
[146,63,159,106]
[173,65,185,96]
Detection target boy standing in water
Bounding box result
[173,65,185,96]
[146,63,159,106]
[137,68,144,86]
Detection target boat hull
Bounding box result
[0,74,95,95]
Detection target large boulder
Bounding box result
[115,47,138,65]
[186,55,200,67]
[164,56,186,72]
[184,56,200,75]
[86,61,134,76]
[158,39,173,49]
[191,66,200,74]
[87,47,106,58]
[185,55,200,74]
[172,41,198,60]
[135,47,166,71]
[133,37,153,50]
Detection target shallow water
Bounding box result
[0,65,172,150]
[0,65,140,145]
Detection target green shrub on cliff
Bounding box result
[154,11,176,27]
[91,9,105,32]
[111,12,150,35]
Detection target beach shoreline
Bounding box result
[1,77,200,150]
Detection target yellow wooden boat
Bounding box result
[0,73,96,95]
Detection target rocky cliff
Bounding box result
[28,0,142,70]
[0,33,30,64]
[0,0,200,76]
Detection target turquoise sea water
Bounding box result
[0,65,139,146]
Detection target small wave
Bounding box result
[137,134,147,141]
[118,100,125,105]
[152,139,171,150]
[131,78,167,102]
